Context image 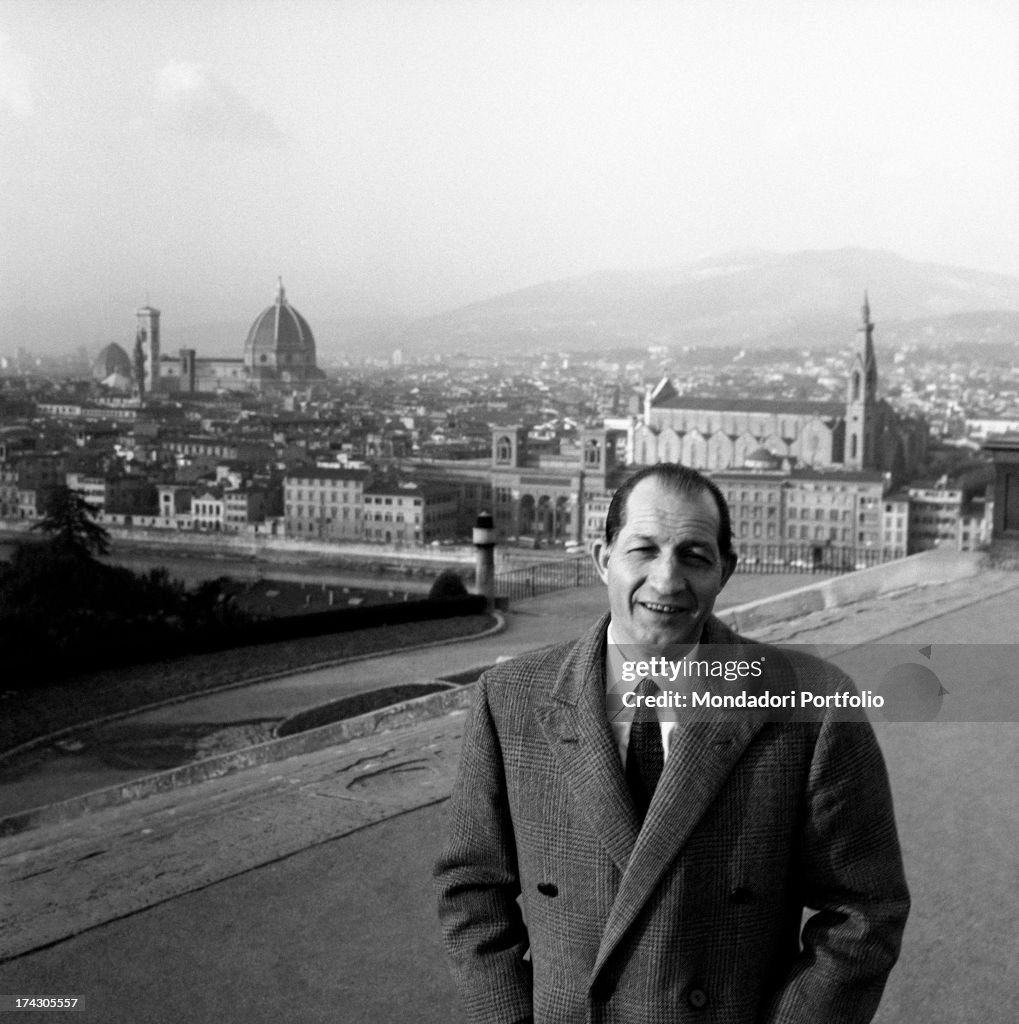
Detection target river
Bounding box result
[0,540,434,594]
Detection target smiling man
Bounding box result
[592,469,736,652]
[436,464,909,1024]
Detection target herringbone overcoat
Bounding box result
[435,615,910,1024]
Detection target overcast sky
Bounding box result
[1,0,1017,349]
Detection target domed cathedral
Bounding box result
[243,277,324,391]
[91,342,134,392]
[628,296,927,482]
[123,279,325,396]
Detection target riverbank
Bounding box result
[0,527,468,586]
[0,526,576,595]
[0,521,568,580]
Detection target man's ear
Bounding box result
[591,538,611,584]
[719,552,738,590]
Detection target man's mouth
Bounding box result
[639,600,691,614]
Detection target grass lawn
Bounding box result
[0,613,495,755]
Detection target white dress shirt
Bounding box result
[605,622,698,767]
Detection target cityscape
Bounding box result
[1,277,1015,576]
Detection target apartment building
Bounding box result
[362,480,459,545]
[881,493,910,561]
[283,467,368,540]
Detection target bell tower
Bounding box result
[845,293,878,470]
[135,304,161,396]
[492,426,529,468]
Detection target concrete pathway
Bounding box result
[0,570,1016,1023]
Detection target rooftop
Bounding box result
[654,394,844,417]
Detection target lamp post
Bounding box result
[473,511,497,612]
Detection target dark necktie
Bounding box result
[625,677,664,821]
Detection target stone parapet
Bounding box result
[717,549,983,635]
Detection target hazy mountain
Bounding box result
[392,248,1019,354]
[7,248,1016,360]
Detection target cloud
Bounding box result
[0,33,34,118]
[143,61,283,144]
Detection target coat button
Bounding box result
[687,988,708,1009]
[728,886,753,904]
[537,882,558,897]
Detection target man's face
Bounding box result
[592,478,735,651]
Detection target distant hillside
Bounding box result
[391,248,1019,354]
[13,248,1015,361]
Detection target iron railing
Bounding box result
[495,556,602,601]
[494,547,896,599]
[732,545,890,575]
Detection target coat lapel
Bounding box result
[591,716,761,978]
[591,617,765,979]
[534,614,640,874]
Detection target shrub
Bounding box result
[428,568,470,600]
[0,544,251,688]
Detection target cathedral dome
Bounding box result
[91,342,133,382]
[243,278,319,384]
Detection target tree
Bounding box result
[428,568,469,600]
[32,485,111,557]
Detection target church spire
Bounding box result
[276,276,286,304]
[846,295,878,470]
[857,292,876,374]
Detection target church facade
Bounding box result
[630,297,926,480]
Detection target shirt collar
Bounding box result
[605,620,699,695]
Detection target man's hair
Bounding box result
[604,464,734,562]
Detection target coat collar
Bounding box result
[532,612,765,981]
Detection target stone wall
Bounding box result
[718,547,984,635]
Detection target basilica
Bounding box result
[629,297,926,478]
[91,279,324,396]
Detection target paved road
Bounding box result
[0,569,1016,1023]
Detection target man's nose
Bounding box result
[648,551,686,593]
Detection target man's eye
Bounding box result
[685,552,713,565]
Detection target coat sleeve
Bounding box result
[763,706,911,1024]
[434,677,534,1024]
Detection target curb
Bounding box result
[0,680,478,837]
